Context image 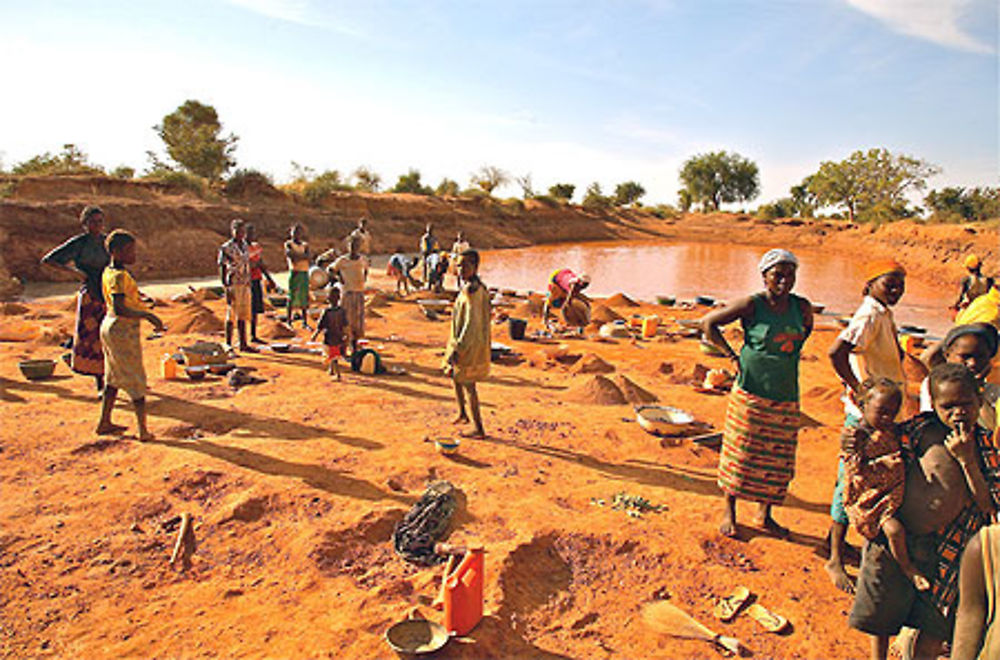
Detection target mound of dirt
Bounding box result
[259,318,296,340]
[2,302,30,315]
[172,288,223,305]
[571,353,615,375]
[512,298,543,317]
[367,308,383,319]
[591,305,623,324]
[366,291,391,308]
[615,374,658,403]
[567,375,627,405]
[604,293,639,307]
[171,304,224,334]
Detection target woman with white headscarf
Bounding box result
[702,249,814,539]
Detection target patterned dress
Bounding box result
[42,233,109,376]
[842,426,905,539]
[717,293,808,505]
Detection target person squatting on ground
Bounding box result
[542,268,591,329]
[218,219,256,353]
[311,285,347,381]
[330,235,368,355]
[387,251,419,296]
[827,259,909,594]
[445,250,490,439]
[41,205,110,392]
[284,223,311,329]
[96,230,164,441]
[845,363,1000,660]
[703,248,813,540]
[245,223,277,344]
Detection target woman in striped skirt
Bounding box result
[702,249,813,539]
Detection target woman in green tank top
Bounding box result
[703,249,814,539]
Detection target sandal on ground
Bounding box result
[746,603,788,633]
[713,586,751,622]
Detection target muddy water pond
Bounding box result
[481,241,951,335]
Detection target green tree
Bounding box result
[806,148,939,223]
[13,144,104,176]
[789,177,817,217]
[677,188,693,212]
[435,178,460,196]
[154,100,238,181]
[925,186,1000,222]
[301,170,350,205]
[678,150,759,211]
[392,168,433,195]
[470,165,509,195]
[582,182,610,209]
[548,183,575,201]
[613,181,646,206]
[352,165,382,192]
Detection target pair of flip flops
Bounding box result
[713,586,789,633]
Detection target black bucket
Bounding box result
[508,317,527,340]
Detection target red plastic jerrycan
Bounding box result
[443,547,484,636]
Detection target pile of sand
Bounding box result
[2,302,30,315]
[366,291,391,308]
[571,353,615,375]
[591,305,623,324]
[171,304,224,334]
[171,288,222,305]
[615,375,658,403]
[259,318,296,340]
[367,308,383,319]
[512,298,543,317]
[605,293,639,307]
[567,375,627,405]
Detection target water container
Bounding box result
[508,317,527,341]
[443,548,484,636]
[161,354,178,380]
[642,315,660,338]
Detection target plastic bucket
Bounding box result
[508,317,527,340]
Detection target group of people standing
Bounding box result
[703,250,1000,659]
[41,205,1000,657]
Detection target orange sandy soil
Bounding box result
[1,268,931,660]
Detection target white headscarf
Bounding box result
[758,249,798,274]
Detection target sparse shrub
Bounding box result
[532,194,559,207]
[582,182,611,210]
[352,165,382,192]
[392,169,433,195]
[13,144,104,176]
[648,204,680,219]
[548,183,575,201]
[224,168,276,197]
[435,178,460,196]
[110,166,135,179]
[0,179,17,199]
[302,170,351,205]
[143,169,208,197]
[500,197,525,212]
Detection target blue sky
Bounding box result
[0,0,995,206]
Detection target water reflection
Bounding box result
[481,241,951,334]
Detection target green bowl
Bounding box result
[19,359,56,380]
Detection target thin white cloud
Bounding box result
[223,0,368,38]
[846,0,994,54]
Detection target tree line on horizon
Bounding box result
[1,99,996,224]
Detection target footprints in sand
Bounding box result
[310,509,409,586]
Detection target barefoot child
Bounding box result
[843,378,930,599]
[312,286,347,380]
[827,259,907,593]
[444,250,490,439]
[97,230,164,441]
